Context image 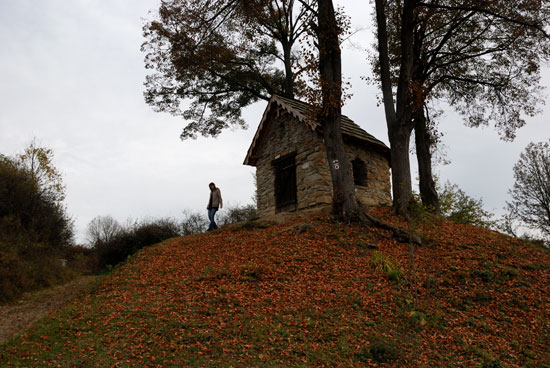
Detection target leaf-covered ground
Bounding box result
[0,276,100,344]
[1,211,548,367]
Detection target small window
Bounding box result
[352,158,367,186]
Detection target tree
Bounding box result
[142,0,314,139]
[0,143,73,249]
[0,154,41,240]
[373,0,419,215]
[307,0,420,243]
[17,138,66,204]
[93,217,181,269]
[373,0,550,212]
[507,140,550,239]
[143,1,417,232]
[86,215,123,248]
[413,108,439,211]
[144,0,361,220]
[313,0,361,219]
[0,149,74,302]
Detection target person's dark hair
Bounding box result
[209,182,216,187]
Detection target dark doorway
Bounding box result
[273,153,297,212]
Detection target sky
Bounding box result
[1,0,548,243]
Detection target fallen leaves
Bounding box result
[1,213,549,367]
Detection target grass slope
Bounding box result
[1,211,549,367]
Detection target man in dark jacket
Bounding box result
[207,182,223,231]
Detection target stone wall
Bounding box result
[255,111,391,216]
[255,112,333,216]
[344,140,392,207]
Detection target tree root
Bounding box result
[336,201,422,245]
[348,203,422,245]
[361,211,422,245]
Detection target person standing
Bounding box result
[207,182,223,231]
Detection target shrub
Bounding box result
[61,245,98,275]
[0,250,24,303]
[181,210,208,235]
[180,204,258,235]
[131,218,180,249]
[95,217,180,270]
[0,245,74,303]
[95,232,135,270]
[218,204,258,226]
[439,181,495,228]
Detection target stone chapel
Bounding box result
[243,95,392,216]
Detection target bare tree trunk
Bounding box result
[282,41,295,98]
[374,0,417,216]
[388,124,414,213]
[317,0,359,219]
[414,109,439,212]
[322,109,359,219]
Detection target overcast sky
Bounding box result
[1,0,548,243]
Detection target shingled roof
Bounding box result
[243,95,389,166]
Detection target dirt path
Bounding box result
[0,275,101,344]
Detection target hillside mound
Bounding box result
[1,211,549,367]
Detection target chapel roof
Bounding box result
[243,94,389,166]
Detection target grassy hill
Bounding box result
[1,210,548,367]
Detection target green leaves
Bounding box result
[438,181,495,228]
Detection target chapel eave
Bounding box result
[243,95,389,166]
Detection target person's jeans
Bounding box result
[207,208,218,231]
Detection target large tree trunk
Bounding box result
[322,109,359,219]
[317,0,359,219]
[282,41,295,98]
[388,124,414,213]
[374,0,418,216]
[414,109,439,212]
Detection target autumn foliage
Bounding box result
[1,210,548,367]
[0,143,75,303]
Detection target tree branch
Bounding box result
[417,2,550,38]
